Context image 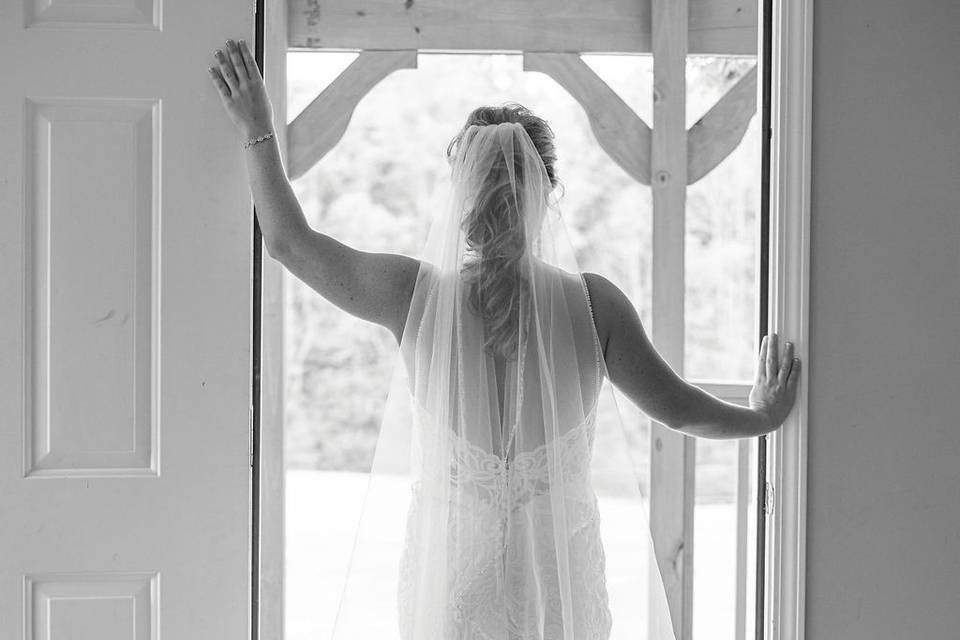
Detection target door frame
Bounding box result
[252,0,813,637]
[252,1,289,639]
[760,0,813,638]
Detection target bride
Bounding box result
[211,40,800,639]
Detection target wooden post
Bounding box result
[650,0,695,637]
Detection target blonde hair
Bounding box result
[446,103,561,358]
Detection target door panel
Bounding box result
[0,2,253,639]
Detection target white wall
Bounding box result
[806,0,960,637]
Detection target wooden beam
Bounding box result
[286,52,756,184]
[523,52,652,185]
[649,0,695,637]
[687,65,758,184]
[286,50,417,180]
[288,0,756,55]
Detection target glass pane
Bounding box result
[684,55,762,640]
[694,438,738,640]
[684,57,760,383]
[694,437,759,640]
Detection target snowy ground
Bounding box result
[286,470,739,640]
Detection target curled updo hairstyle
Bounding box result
[446,103,562,358]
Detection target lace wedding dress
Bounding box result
[396,275,612,639]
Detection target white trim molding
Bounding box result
[258,1,289,638]
[764,0,813,638]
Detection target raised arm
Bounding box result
[583,272,800,439]
[209,39,419,342]
[271,231,420,342]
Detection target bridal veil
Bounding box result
[330,119,678,640]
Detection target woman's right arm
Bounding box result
[241,132,420,343]
[584,272,800,439]
[210,39,420,343]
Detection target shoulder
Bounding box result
[580,272,640,356]
[581,271,633,315]
[388,256,425,343]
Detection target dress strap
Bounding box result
[579,273,603,394]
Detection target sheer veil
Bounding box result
[330,120,679,640]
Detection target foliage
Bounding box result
[284,53,758,503]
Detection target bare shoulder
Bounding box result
[579,271,704,433]
[388,254,424,342]
[581,271,637,358]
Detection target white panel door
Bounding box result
[0,2,254,639]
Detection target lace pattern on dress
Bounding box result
[398,403,613,639]
[397,272,611,639]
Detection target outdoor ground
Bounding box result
[285,470,740,640]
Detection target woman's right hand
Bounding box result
[748,333,801,431]
[208,39,275,140]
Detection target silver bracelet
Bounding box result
[242,130,274,149]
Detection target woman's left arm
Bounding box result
[208,39,420,342]
[585,271,799,439]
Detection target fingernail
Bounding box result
[239,39,246,46]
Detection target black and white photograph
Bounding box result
[1,0,957,638]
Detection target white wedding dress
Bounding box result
[397,274,613,639]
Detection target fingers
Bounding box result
[788,357,801,391]
[756,335,768,383]
[777,341,795,387]
[214,48,239,94]
[225,39,248,83]
[210,40,261,99]
[782,358,801,417]
[766,333,779,381]
[208,67,231,99]
[238,40,262,83]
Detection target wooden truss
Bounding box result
[283,2,760,638]
[288,0,756,55]
[286,51,756,183]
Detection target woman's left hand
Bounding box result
[208,39,275,139]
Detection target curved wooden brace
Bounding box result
[287,50,418,181]
[523,52,653,186]
[686,64,757,184]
